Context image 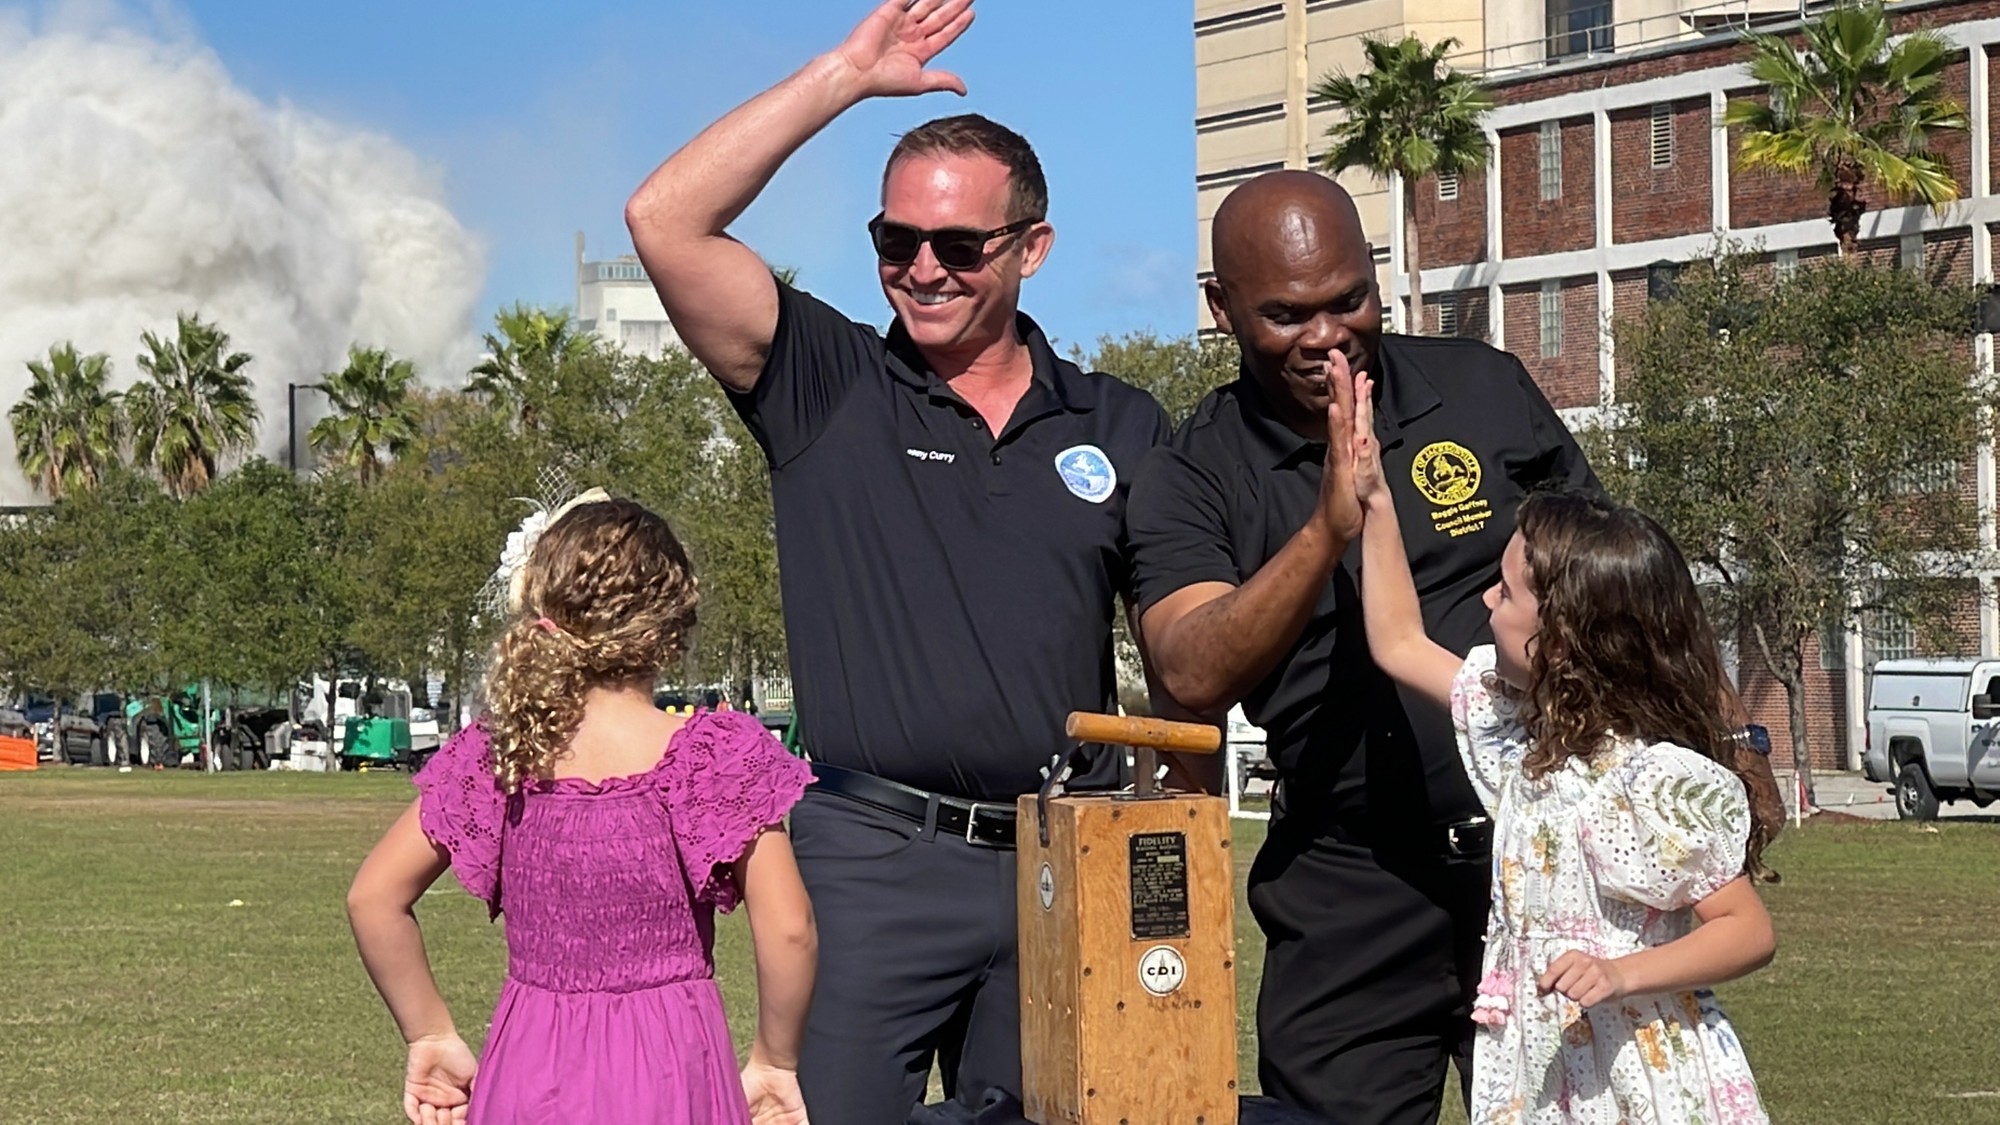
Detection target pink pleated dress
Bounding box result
[412,708,812,1123]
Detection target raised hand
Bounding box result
[833,0,977,99]
[1351,371,1388,513]
[402,1033,477,1125]
[1315,351,1364,543]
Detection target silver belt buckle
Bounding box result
[963,802,1009,847]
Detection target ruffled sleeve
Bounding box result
[1581,743,1751,911]
[1449,645,1525,815]
[663,710,813,913]
[412,722,508,918]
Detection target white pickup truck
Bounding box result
[1863,659,2000,819]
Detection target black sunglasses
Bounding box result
[867,213,1040,271]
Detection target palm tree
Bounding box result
[308,346,421,486]
[1314,35,1493,335]
[1725,2,1967,257]
[7,343,123,500]
[126,313,261,500]
[466,304,591,431]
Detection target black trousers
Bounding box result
[793,789,1021,1125]
[1248,826,1489,1125]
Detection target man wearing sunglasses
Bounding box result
[626,2,1170,1123]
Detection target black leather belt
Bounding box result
[810,763,1017,848]
[1277,788,1494,860]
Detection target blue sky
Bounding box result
[176,0,1199,353]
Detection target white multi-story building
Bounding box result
[574,233,680,359]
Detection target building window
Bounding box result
[1901,234,1925,272]
[1866,608,1917,664]
[1775,249,1799,281]
[1546,0,1614,60]
[1437,172,1459,201]
[1539,121,1562,201]
[1539,280,1563,357]
[1889,454,1956,495]
[1649,103,1674,168]
[1437,297,1459,336]
[1820,618,1848,670]
[605,307,617,322]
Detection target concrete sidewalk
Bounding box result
[1775,770,1998,822]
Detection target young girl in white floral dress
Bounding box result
[1345,372,1778,1124]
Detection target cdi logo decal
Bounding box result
[1137,945,1187,996]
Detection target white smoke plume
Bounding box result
[0,5,486,504]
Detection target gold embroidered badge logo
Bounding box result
[1411,441,1492,537]
[1411,441,1482,506]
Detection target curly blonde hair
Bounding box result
[482,497,698,792]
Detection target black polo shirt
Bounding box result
[729,283,1170,802]
[1125,334,1597,840]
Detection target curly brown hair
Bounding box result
[483,497,698,793]
[1513,490,1775,880]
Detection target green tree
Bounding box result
[0,471,179,700]
[1725,1,1967,256]
[1314,35,1493,334]
[467,304,594,432]
[309,346,422,486]
[340,391,527,721]
[169,461,352,698]
[1593,253,1986,806]
[126,313,261,500]
[8,343,123,501]
[616,347,785,685]
[1074,331,1241,426]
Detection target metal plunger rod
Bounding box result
[1064,712,1222,753]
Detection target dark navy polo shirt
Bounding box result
[729,284,1170,802]
[1125,334,1598,840]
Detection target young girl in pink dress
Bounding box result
[347,494,816,1124]
[1344,368,1779,1124]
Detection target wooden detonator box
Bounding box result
[1017,712,1238,1125]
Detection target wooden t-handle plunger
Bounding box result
[1063,712,1221,798]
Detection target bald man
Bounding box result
[1126,171,1597,1123]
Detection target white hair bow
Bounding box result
[480,467,612,617]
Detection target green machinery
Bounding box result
[339,683,415,770]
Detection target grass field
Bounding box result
[1,769,1995,1124]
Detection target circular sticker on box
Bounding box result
[1137,945,1187,996]
[1037,863,1056,912]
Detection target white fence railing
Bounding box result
[1447,0,1818,81]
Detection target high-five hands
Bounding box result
[1350,369,1386,514]
[1316,358,1386,542]
[833,0,977,99]
[1315,352,1364,542]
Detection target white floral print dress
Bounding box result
[1451,645,1769,1124]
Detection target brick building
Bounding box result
[1396,0,2000,770]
